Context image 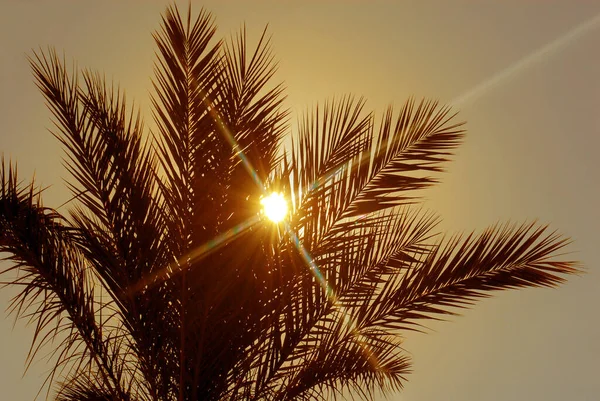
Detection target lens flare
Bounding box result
[261,192,288,223]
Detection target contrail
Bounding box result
[451,12,600,107]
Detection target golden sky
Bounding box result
[1,1,599,400]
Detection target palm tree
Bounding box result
[0,4,579,401]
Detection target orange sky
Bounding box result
[1,1,599,400]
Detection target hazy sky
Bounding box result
[1,1,599,400]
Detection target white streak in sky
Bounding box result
[451,12,600,107]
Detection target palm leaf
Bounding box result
[241,208,437,399]
[29,47,179,399]
[0,161,132,400]
[361,222,579,332]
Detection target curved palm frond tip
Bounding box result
[0,4,580,401]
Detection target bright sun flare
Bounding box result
[261,192,288,223]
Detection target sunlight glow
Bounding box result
[261,192,288,223]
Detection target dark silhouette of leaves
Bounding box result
[0,4,580,401]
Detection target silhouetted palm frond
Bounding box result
[0,4,580,401]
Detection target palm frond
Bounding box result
[219,25,288,175]
[55,370,120,401]
[276,329,409,401]
[214,25,289,239]
[29,48,168,293]
[284,96,371,245]
[29,47,178,400]
[341,98,464,219]
[241,208,437,399]
[0,161,132,400]
[298,99,462,231]
[284,98,462,253]
[361,222,580,332]
[152,3,223,247]
[289,96,371,212]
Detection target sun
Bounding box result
[261,192,288,223]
